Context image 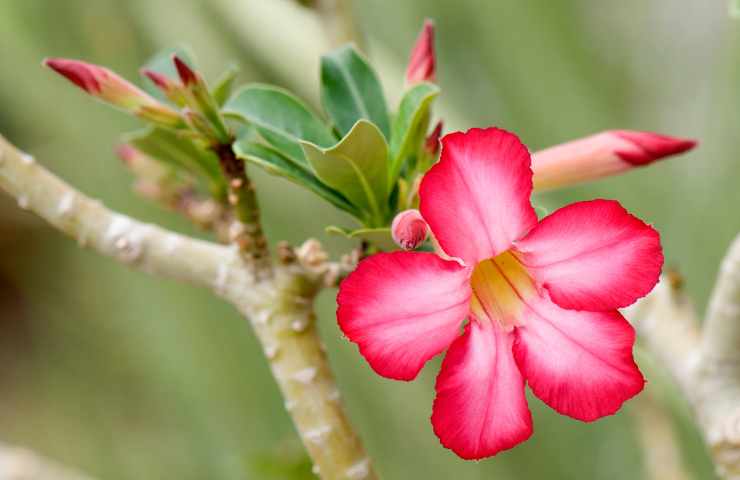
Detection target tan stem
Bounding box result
[625,252,740,479]
[223,269,377,480]
[632,390,692,480]
[0,134,376,479]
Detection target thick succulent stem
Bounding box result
[626,262,740,480]
[224,269,377,480]
[0,134,376,480]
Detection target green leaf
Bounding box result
[326,226,396,250]
[211,64,239,106]
[320,45,390,139]
[233,138,359,217]
[139,45,196,102]
[224,84,337,167]
[301,120,389,225]
[122,127,225,198]
[389,82,439,182]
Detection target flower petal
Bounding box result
[432,321,532,459]
[420,127,537,265]
[337,252,471,381]
[515,199,662,311]
[513,295,645,421]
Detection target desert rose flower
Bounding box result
[532,130,696,191]
[406,19,436,84]
[337,127,663,459]
[44,58,183,128]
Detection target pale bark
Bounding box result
[0,134,376,480]
[626,253,740,479]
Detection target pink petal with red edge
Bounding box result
[420,128,537,265]
[337,252,471,381]
[513,294,645,421]
[432,321,532,459]
[515,199,662,311]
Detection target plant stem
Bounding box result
[213,142,271,276]
[224,268,378,480]
[0,134,377,479]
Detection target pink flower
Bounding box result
[406,19,436,84]
[532,130,696,191]
[337,127,663,459]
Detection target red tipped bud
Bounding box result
[532,130,697,191]
[45,58,183,127]
[116,143,171,183]
[391,209,429,250]
[406,19,436,85]
[424,121,443,157]
[611,130,697,165]
[170,55,231,143]
[141,69,187,106]
[173,55,198,86]
[115,144,139,165]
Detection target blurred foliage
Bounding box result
[1,1,738,479]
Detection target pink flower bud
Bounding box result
[115,144,139,165]
[44,58,183,127]
[173,55,198,86]
[531,130,696,191]
[406,19,436,85]
[141,69,187,107]
[391,209,429,250]
[425,121,443,157]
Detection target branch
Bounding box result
[626,240,740,479]
[0,135,232,291]
[631,391,692,480]
[624,273,701,395]
[0,134,377,479]
[213,143,272,275]
[0,443,94,480]
[699,234,740,479]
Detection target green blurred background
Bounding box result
[1,1,738,478]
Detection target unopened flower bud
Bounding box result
[171,55,231,143]
[532,130,696,191]
[141,69,187,106]
[391,209,429,250]
[173,55,198,86]
[406,19,436,85]
[424,121,443,157]
[44,58,183,128]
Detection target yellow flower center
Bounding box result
[470,251,538,331]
